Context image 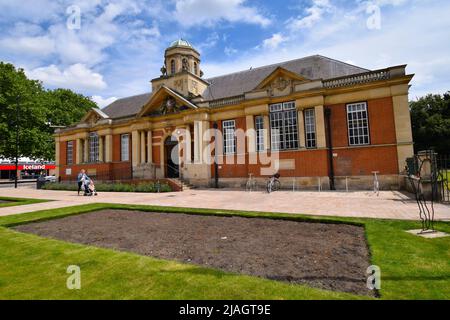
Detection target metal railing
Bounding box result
[437,154,450,202]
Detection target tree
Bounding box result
[0,62,96,161]
[410,92,450,155]
[39,88,96,159]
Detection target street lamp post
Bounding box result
[14,96,20,189]
[213,122,219,189]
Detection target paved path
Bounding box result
[0,185,449,221]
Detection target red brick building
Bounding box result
[54,39,414,190]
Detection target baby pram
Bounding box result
[81,175,98,196]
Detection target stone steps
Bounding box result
[169,178,196,191]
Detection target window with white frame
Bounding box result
[66,141,73,165]
[222,120,236,155]
[255,116,265,152]
[269,102,298,151]
[88,132,99,162]
[121,134,130,161]
[304,109,317,148]
[347,102,370,146]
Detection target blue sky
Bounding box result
[1,0,449,108]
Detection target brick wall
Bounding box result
[59,162,132,181]
[57,97,401,182]
[328,97,397,147]
[60,141,67,165]
[333,145,399,176]
[327,97,399,175]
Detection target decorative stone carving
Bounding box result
[160,65,167,76]
[174,79,184,92]
[191,80,198,95]
[160,97,178,115]
[86,114,100,125]
[268,76,293,97]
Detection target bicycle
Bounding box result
[266,173,281,193]
[372,171,380,196]
[246,173,257,192]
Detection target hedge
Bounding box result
[42,181,172,193]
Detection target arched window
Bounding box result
[194,62,198,75]
[170,60,175,74]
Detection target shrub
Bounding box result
[42,181,172,193]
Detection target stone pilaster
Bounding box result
[75,139,82,164]
[315,105,326,148]
[84,138,89,163]
[140,131,146,164]
[246,115,256,153]
[98,136,104,162]
[104,134,112,163]
[392,91,414,172]
[147,131,153,164]
[131,130,140,167]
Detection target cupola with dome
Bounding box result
[163,38,202,77]
[152,39,208,98]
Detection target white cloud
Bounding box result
[173,0,271,27]
[9,22,44,37]
[369,0,408,6]
[197,32,220,52]
[92,95,118,108]
[203,0,450,99]
[0,36,55,56]
[262,33,288,50]
[287,0,332,30]
[26,64,107,91]
[1,0,448,102]
[140,25,161,38]
[224,46,238,56]
[0,0,61,24]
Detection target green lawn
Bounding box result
[0,203,449,300]
[0,196,49,208]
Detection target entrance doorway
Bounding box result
[164,135,179,178]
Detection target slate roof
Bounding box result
[102,93,152,119]
[202,55,368,100]
[101,55,368,119]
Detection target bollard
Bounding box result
[346,177,349,193]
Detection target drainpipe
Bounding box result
[324,108,335,190]
[213,122,219,188]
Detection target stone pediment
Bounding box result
[138,85,198,118]
[79,108,110,125]
[255,67,309,97]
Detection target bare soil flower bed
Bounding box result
[14,209,372,295]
